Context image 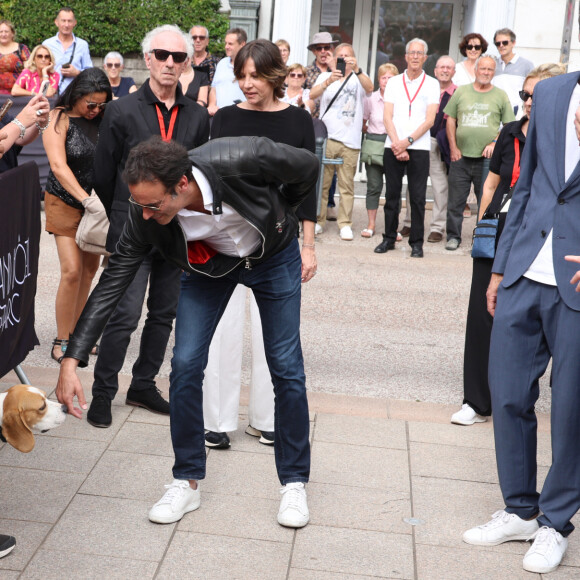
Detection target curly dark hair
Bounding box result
[458,33,488,57]
[234,39,287,100]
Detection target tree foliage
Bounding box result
[0,0,229,57]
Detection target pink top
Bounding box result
[14,69,60,93]
[363,89,386,135]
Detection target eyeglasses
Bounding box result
[466,44,482,51]
[407,51,425,56]
[128,195,166,212]
[289,72,304,78]
[519,90,533,102]
[150,49,188,63]
[191,35,206,41]
[36,54,51,60]
[105,62,121,69]
[84,100,107,111]
[495,40,510,47]
[314,45,332,51]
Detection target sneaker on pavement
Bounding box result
[126,387,169,415]
[148,479,200,524]
[523,526,568,574]
[451,404,487,426]
[445,238,460,251]
[463,510,539,546]
[245,425,274,445]
[0,535,15,558]
[205,430,231,449]
[87,395,112,428]
[314,224,323,235]
[340,226,354,241]
[326,206,337,221]
[277,482,309,528]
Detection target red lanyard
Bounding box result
[403,72,426,117]
[155,104,178,142]
[510,137,521,188]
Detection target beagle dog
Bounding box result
[0,385,67,452]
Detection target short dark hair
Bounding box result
[56,6,75,18]
[226,27,247,45]
[493,28,516,43]
[123,136,193,191]
[234,39,287,100]
[458,33,488,57]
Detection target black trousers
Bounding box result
[383,148,430,246]
[463,257,493,416]
[92,250,181,400]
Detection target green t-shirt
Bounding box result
[444,84,515,158]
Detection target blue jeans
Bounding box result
[170,240,310,485]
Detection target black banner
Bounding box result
[0,162,41,378]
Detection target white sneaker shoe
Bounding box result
[315,224,323,235]
[523,526,568,573]
[277,482,309,528]
[451,404,487,426]
[463,510,539,546]
[148,479,200,524]
[340,226,353,241]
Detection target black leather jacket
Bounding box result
[66,136,319,366]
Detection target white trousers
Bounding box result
[202,284,275,432]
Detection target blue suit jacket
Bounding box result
[493,71,580,310]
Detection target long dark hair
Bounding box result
[54,67,112,125]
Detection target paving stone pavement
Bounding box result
[0,198,572,579]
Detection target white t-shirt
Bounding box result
[211,57,246,108]
[383,70,440,151]
[315,72,369,150]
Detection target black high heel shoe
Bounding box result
[51,338,68,364]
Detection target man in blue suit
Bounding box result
[462,70,580,574]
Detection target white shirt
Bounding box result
[177,166,261,257]
[315,72,369,149]
[383,71,440,151]
[211,57,246,108]
[524,84,580,285]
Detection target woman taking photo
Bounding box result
[43,68,112,362]
[204,39,317,450]
[451,63,565,426]
[0,19,29,94]
[12,44,59,97]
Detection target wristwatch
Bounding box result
[355,68,362,76]
[407,136,414,144]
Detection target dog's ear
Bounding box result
[2,407,35,453]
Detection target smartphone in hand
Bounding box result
[40,80,50,97]
[336,57,346,76]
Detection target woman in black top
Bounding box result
[202,39,317,449]
[43,68,112,362]
[179,62,210,107]
[451,63,565,426]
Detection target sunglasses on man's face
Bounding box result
[128,195,167,211]
[315,45,332,52]
[466,44,482,51]
[289,73,304,78]
[519,90,533,102]
[84,100,107,111]
[495,40,510,47]
[150,49,188,63]
[105,62,121,69]
[191,35,206,41]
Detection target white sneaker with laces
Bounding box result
[463,510,539,546]
[523,526,568,573]
[340,226,354,241]
[148,479,200,524]
[277,482,309,528]
[315,224,323,235]
[451,403,487,426]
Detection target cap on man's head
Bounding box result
[307,32,339,51]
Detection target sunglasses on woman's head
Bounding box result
[150,49,188,63]
[519,90,533,102]
[466,44,482,51]
[84,100,107,110]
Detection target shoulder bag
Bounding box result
[75,192,111,256]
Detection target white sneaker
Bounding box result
[148,479,200,524]
[277,482,309,528]
[315,224,323,235]
[463,510,539,546]
[451,403,487,426]
[523,526,568,573]
[340,226,353,241]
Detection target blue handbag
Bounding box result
[471,218,499,259]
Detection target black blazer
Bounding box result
[93,79,210,252]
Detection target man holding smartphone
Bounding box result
[43,6,92,94]
[309,43,373,241]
